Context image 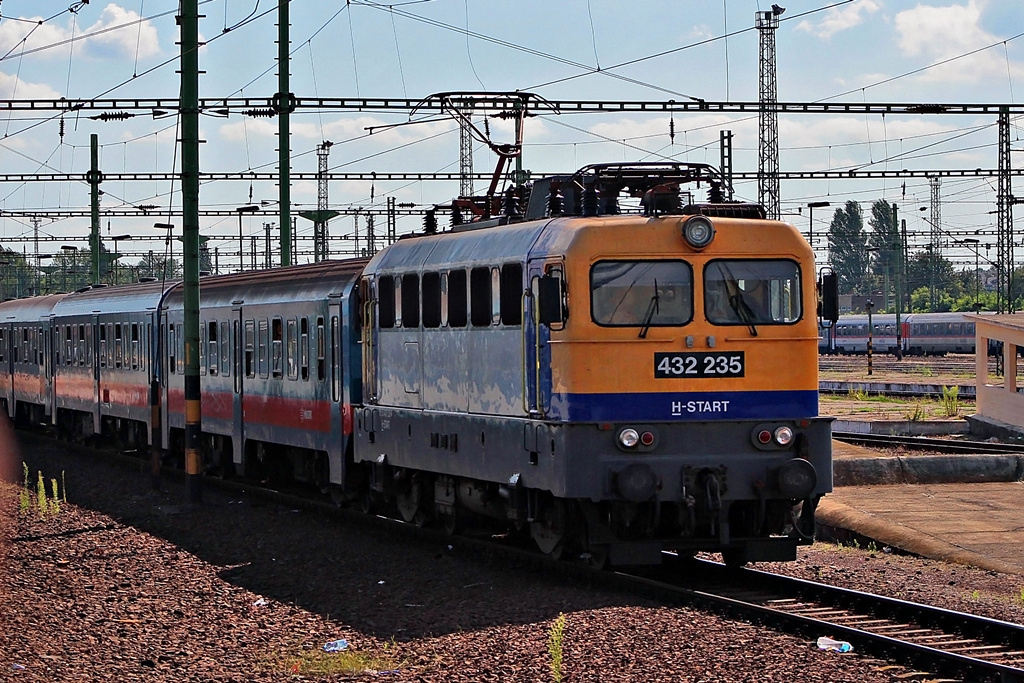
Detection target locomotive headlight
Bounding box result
[774,426,794,446]
[618,428,640,448]
[682,216,715,249]
[777,458,817,498]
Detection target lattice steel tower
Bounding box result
[459,98,474,197]
[756,7,784,220]
[997,108,1015,312]
[928,176,942,311]
[315,140,333,261]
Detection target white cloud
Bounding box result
[795,0,882,40]
[892,0,1018,83]
[0,3,159,61]
[0,71,62,100]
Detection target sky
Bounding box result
[1,0,1023,274]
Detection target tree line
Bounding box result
[826,199,1009,313]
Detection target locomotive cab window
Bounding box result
[591,260,693,326]
[704,259,801,326]
[500,263,523,326]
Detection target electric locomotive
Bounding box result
[355,162,834,566]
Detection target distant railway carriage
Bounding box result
[0,161,835,568]
[826,311,993,356]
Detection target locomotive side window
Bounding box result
[287,318,298,380]
[244,320,255,378]
[591,260,693,326]
[448,270,467,327]
[401,274,419,328]
[207,321,218,376]
[316,316,325,382]
[299,318,308,381]
[220,321,230,377]
[705,259,801,326]
[500,263,523,326]
[422,272,442,328]
[470,267,491,327]
[378,276,396,328]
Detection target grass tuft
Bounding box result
[548,612,567,683]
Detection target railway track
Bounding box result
[25,431,1024,682]
[626,557,1024,682]
[832,431,1024,455]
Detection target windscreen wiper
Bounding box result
[638,279,660,339]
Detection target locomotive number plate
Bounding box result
[654,352,745,378]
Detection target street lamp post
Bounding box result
[236,205,259,273]
[109,234,132,285]
[806,201,830,261]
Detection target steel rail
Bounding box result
[22,430,1024,680]
[832,431,1024,455]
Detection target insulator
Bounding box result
[243,108,276,118]
[450,205,464,227]
[484,118,490,137]
[669,115,675,144]
[59,117,65,140]
[707,180,725,203]
[423,208,438,234]
[90,111,135,121]
[547,181,564,217]
[601,194,620,215]
[502,187,521,218]
[581,180,600,217]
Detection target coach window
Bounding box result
[299,318,309,381]
[592,261,693,327]
[500,263,523,325]
[65,326,73,366]
[178,322,186,375]
[258,319,269,378]
[0,329,5,362]
[422,272,441,328]
[32,328,39,367]
[316,316,326,382]
[244,320,255,378]
[99,325,107,367]
[207,321,218,376]
[130,324,139,371]
[220,321,230,377]
[704,259,800,326]
[271,317,284,379]
[470,267,492,327]
[168,325,176,373]
[145,323,151,373]
[378,276,396,328]
[401,274,420,328]
[448,269,467,327]
[286,318,298,380]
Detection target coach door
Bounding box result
[231,305,245,469]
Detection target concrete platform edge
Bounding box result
[834,454,1024,486]
[816,497,1021,575]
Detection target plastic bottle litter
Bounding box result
[817,636,853,653]
[323,639,349,653]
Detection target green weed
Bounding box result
[942,386,960,417]
[36,471,47,518]
[904,403,925,422]
[548,612,567,683]
[49,478,60,516]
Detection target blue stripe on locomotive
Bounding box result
[550,389,819,422]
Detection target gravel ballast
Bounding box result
[3,437,1024,682]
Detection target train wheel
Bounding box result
[531,498,568,559]
[396,481,426,527]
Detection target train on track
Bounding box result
[820,311,996,356]
[0,162,835,567]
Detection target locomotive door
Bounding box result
[524,257,564,417]
[231,305,245,469]
[360,277,378,403]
